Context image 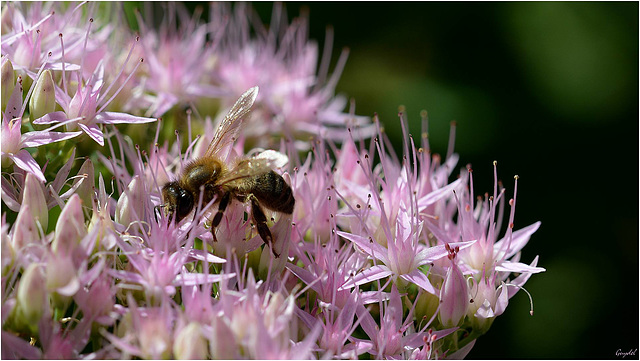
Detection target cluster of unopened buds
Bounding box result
[1,2,545,359]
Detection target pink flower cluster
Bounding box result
[1,2,544,359]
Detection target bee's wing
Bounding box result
[205,86,259,158]
[217,158,275,186]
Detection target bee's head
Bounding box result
[161,181,193,223]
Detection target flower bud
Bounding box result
[2,223,14,276]
[173,322,207,360]
[1,118,22,167]
[139,317,172,359]
[29,69,57,121]
[115,175,145,226]
[73,158,95,208]
[17,263,47,330]
[3,75,23,121]
[415,289,440,326]
[1,59,15,110]
[88,205,116,251]
[52,194,86,255]
[45,253,79,297]
[1,4,14,35]
[438,262,468,328]
[11,204,39,251]
[22,172,48,231]
[210,316,238,360]
[467,277,500,333]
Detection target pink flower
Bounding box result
[210,3,373,146]
[0,3,79,75]
[32,61,156,146]
[1,74,81,182]
[334,116,475,294]
[438,259,469,328]
[425,162,545,281]
[135,3,222,117]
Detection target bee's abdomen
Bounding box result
[251,171,295,214]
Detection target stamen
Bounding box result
[21,51,51,118]
[420,109,429,145]
[98,35,139,105]
[468,166,474,210]
[326,47,349,93]
[59,33,67,94]
[79,17,94,83]
[29,29,42,70]
[186,109,193,152]
[500,282,535,316]
[501,175,518,261]
[96,58,144,114]
[315,25,334,89]
[446,120,457,161]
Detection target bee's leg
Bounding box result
[210,192,231,242]
[154,205,163,223]
[249,195,279,258]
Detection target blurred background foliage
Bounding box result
[124,2,637,359]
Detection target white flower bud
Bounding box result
[29,69,57,121]
[22,173,48,231]
[1,59,15,111]
[173,322,207,360]
[139,317,172,359]
[52,194,86,255]
[45,253,79,296]
[115,175,145,226]
[17,263,47,328]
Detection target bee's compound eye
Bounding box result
[176,188,194,221]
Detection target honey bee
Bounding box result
[160,86,294,256]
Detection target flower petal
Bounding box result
[32,111,68,124]
[186,249,227,264]
[174,272,235,286]
[10,150,45,182]
[417,178,462,209]
[96,111,156,125]
[49,148,76,203]
[400,269,437,294]
[494,221,541,260]
[507,255,542,299]
[21,130,82,148]
[415,239,476,266]
[1,175,20,212]
[337,230,389,264]
[495,260,546,274]
[78,123,104,146]
[338,265,392,290]
[287,263,322,294]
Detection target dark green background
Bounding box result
[157,2,639,359]
[264,3,639,359]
